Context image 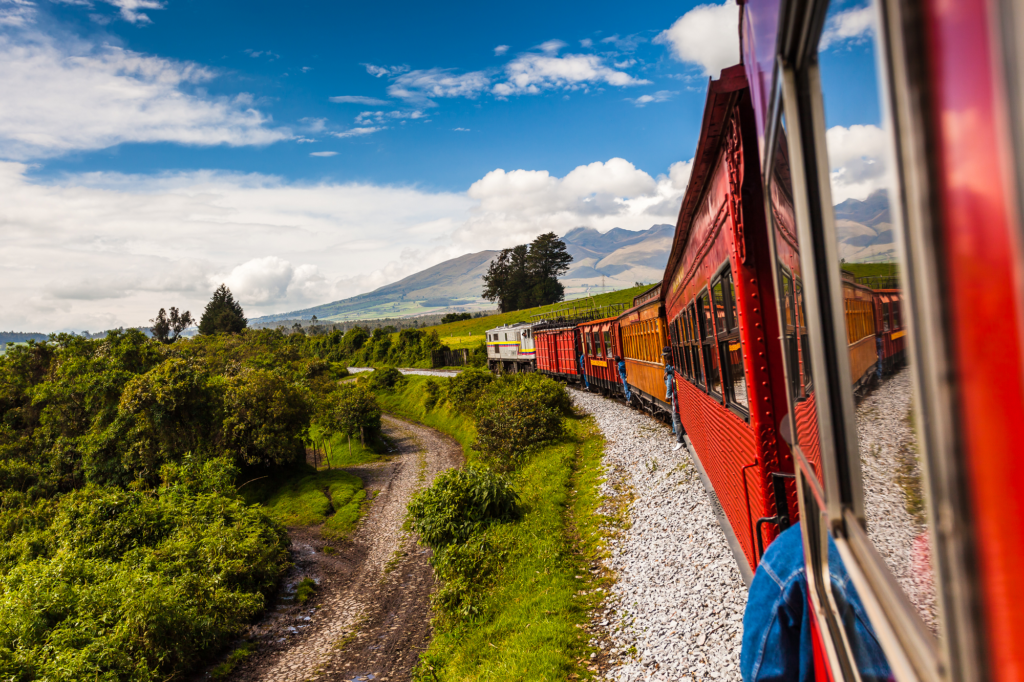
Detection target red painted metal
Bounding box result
[535,325,581,379]
[579,316,623,393]
[662,65,793,572]
[923,0,1024,675]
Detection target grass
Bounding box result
[439,334,486,350]
[296,577,317,604]
[307,422,386,468]
[841,262,899,279]
[210,642,257,680]
[378,376,611,681]
[412,285,650,342]
[241,463,368,540]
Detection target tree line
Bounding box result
[481,232,573,313]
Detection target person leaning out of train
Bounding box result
[662,347,685,451]
[579,352,589,389]
[741,523,892,682]
[614,356,631,402]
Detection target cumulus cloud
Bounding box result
[309,151,336,157]
[494,44,509,56]
[1,0,36,27]
[51,0,164,24]
[331,126,384,138]
[655,2,740,77]
[354,109,425,125]
[492,50,650,97]
[0,31,290,159]
[1,155,693,331]
[329,95,389,105]
[629,90,677,107]
[824,124,889,203]
[363,63,410,78]
[819,5,874,49]
[386,68,491,105]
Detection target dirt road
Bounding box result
[231,415,462,682]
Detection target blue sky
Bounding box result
[0,0,880,331]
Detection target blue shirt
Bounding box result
[741,523,891,682]
[664,363,675,399]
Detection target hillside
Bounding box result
[833,190,896,263]
[252,225,674,325]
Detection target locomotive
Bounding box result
[483,0,1024,674]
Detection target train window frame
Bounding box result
[762,0,980,675]
[715,266,750,419]
[604,330,613,357]
[687,302,705,388]
[698,290,723,399]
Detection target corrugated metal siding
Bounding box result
[794,394,823,485]
[678,376,762,571]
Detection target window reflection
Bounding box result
[817,0,938,634]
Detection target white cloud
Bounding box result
[600,34,643,51]
[1,0,36,27]
[52,0,164,24]
[329,95,389,105]
[579,38,593,48]
[309,151,336,157]
[0,156,693,331]
[0,31,290,159]
[492,51,650,97]
[354,109,425,125]
[363,63,410,78]
[819,5,874,49]
[629,90,677,107]
[301,66,312,73]
[824,124,889,203]
[387,68,491,104]
[244,48,280,60]
[453,127,470,132]
[655,2,740,77]
[331,126,385,138]
[536,39,566,55]
[494,44,509,56]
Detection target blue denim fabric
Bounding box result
[616,360,630,400]
[741,523,891,682]
[664,364,682,438]
[579,355,589,389]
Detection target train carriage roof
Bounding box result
[661,64,749,302]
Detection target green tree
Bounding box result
[220,368,312,466]
[198,285,247,335]
[526,232,573,306]
[481,234,572,312]
[150,307,194,344]
[334,384,381,447]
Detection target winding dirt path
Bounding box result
[232,415,462,682]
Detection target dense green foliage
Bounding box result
[307,326,447,368]
[371,375,609,680]
[408,465,520,549]
[0,326,374,680]
[440,312,473,324]
[481,232,573,312]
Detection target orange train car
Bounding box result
[578,316,624,396]
[616,283,671,415]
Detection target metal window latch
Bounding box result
[755,472,797,559]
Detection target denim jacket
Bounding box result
[741,523,891,682]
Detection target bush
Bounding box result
[474,389,564,472]
[221,368,312,466]
[407,465,520,550]
[439,368,493,414]
[423,378,441,410]
[366,366,405,391]
[494,372,574,417]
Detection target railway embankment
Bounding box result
[570,389,747,682]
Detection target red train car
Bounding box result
[661,65,792,573]
[578,316,624,395]
[534,323,582,382]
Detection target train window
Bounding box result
[698,291,722,398]
[687,303,704,387]
[814,0,940,651]
[718,269,749,416]
[891,298,901,330]
[712,278,728,335]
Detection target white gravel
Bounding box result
[856,367,937,631]
[571,389,748,682]
[347,367,462,377]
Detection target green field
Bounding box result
[417,284,650,342]
[842,262,899,278]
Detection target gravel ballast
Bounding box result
[570,389,748,682]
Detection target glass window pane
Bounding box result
[818,0,938,635]
[713,279,727,334]
[727,338,749,410]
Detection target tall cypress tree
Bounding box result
[481,233,573,312]
[198,284,247,335]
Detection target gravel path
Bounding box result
[856,367,937,631]
[233,415,462,682]
[347,367,462,377]
[570,389,748,682]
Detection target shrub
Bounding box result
[423,378,441,410]
[221,368,312,467]
[494,372,574,417]
[295,577,316,604]
[366,365,405,391]
[407,465,520,550]
[474,389,563,471]
[440,368,493,414]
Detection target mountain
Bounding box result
[833,190,896,263]
[251,224,676,325]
